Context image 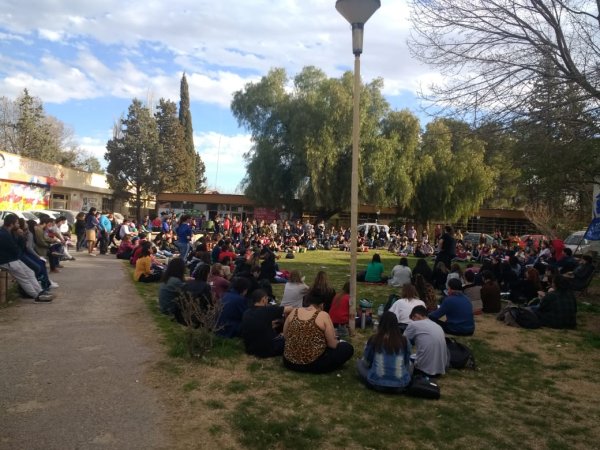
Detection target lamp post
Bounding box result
[336,0,380,332]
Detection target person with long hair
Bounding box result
[280,270,309,308]
[283,291,354,373]
[208,263,230,301]
[356,311,412,393]
[388,283,426,330]
[480,270,502,313]
[134,241,161,283]
[306,270,336,312]
[158,258,187,317]
[445,263,463,291]
[84,207,99,256]
[534,275,577,329]
[412,258,433,284]
[414,274,438,312]
[364,253,387,283]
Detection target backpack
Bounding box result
[406,375,441,400]
[113,223,122,239]
[446,337,477,370]
[508,306,541,329]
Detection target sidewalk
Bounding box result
[0,254,168,450]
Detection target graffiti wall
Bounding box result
[0,181,50,210]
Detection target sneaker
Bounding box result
[88,253,96,257]
[69,256,76,261]
[35,293,54,302]
[49,281,59,289]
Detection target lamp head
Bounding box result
[336,0,381,55]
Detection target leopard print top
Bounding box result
[284,309,327,365]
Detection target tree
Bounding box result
[105,99,161,221]
[179,73,206,193]
[155,98,189,193]
[408,0,600,124]
[231,67,415,217]
[0,90,102,172]
[411,119,497,225]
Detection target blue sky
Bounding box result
[0,0,441,193]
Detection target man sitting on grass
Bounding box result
[241,289,292,358]
[404,306,449,378]
[428,278,475,336]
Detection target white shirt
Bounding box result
[388,265,412,288]
[280,282,309,308]
[389,298,426,324]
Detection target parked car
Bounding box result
[462,232,494,247]
[0,210,40,227]
[564,230,591,255]
[50,209,79,225]
[357,223,390,241]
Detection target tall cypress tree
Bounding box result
[179,73,206,192]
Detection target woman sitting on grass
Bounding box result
[117,234,135,260]
[134,241,161,283]
[388,283,426,330]
[328,281,351,335]
[283,291,354,374]
[280,270,309,308]
[364,253,387,283]
[306,270,336,312]
[356,311,412,393]
[158,258,187,321]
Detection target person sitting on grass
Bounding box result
[158,258,188,321]
[533,275,577,329]
[388,283,426,330]
[356,311,412,393]
[428,278,475,336]
[208,263,230,301]
[134,241,161,283]
[328,281,351,335]
[283,292,354,374]
[306,270,336,312]
[116,234,135,260]
[404,306,449,378]
[480,270,502,313]
[216,277,250,338]
[280,270,309,308]
[414,274,438,312]
[462,270,483,315]
[241,289,293,358]
[388,257,412,288]
[364,253,387,283]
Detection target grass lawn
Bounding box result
[134,250,600,450]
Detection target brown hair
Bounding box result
[401,283,419,300]
[526,268,542,291]
[368,311,406,354]
[289,270,303,284]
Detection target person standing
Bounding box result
[435,225,456,270]
[175,214,193,261]
[98,212,113,255]
[85,207,99,256]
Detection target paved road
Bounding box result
[0,254,168,450]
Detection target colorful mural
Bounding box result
[0,181,50,210]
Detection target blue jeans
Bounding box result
[175,241,190,261]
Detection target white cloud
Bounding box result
[78,135,109,163]
[0,0,432,104]
[196,131,252,192]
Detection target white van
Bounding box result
[564,230,591,255]
[357,223,390,241]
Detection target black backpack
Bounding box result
[509,306,541,329]
[446,337,477,370]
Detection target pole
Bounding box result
[349,54,361,333]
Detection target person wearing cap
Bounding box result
[428,278,475,336]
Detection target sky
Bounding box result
[0,0,441,193]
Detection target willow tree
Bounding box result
[231,66,420,217]
[412,118,497,226]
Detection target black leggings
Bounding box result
[138,273,161,283]
[283,342,354,374]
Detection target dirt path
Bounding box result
[0,254,168,450]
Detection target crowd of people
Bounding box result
[1,208,594,394]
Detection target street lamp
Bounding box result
[336,0,380,332]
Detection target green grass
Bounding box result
[135,250,600,449]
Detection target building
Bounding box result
[156,192,536,235]
[0,151,116,213]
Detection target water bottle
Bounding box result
[377,304,384,317]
